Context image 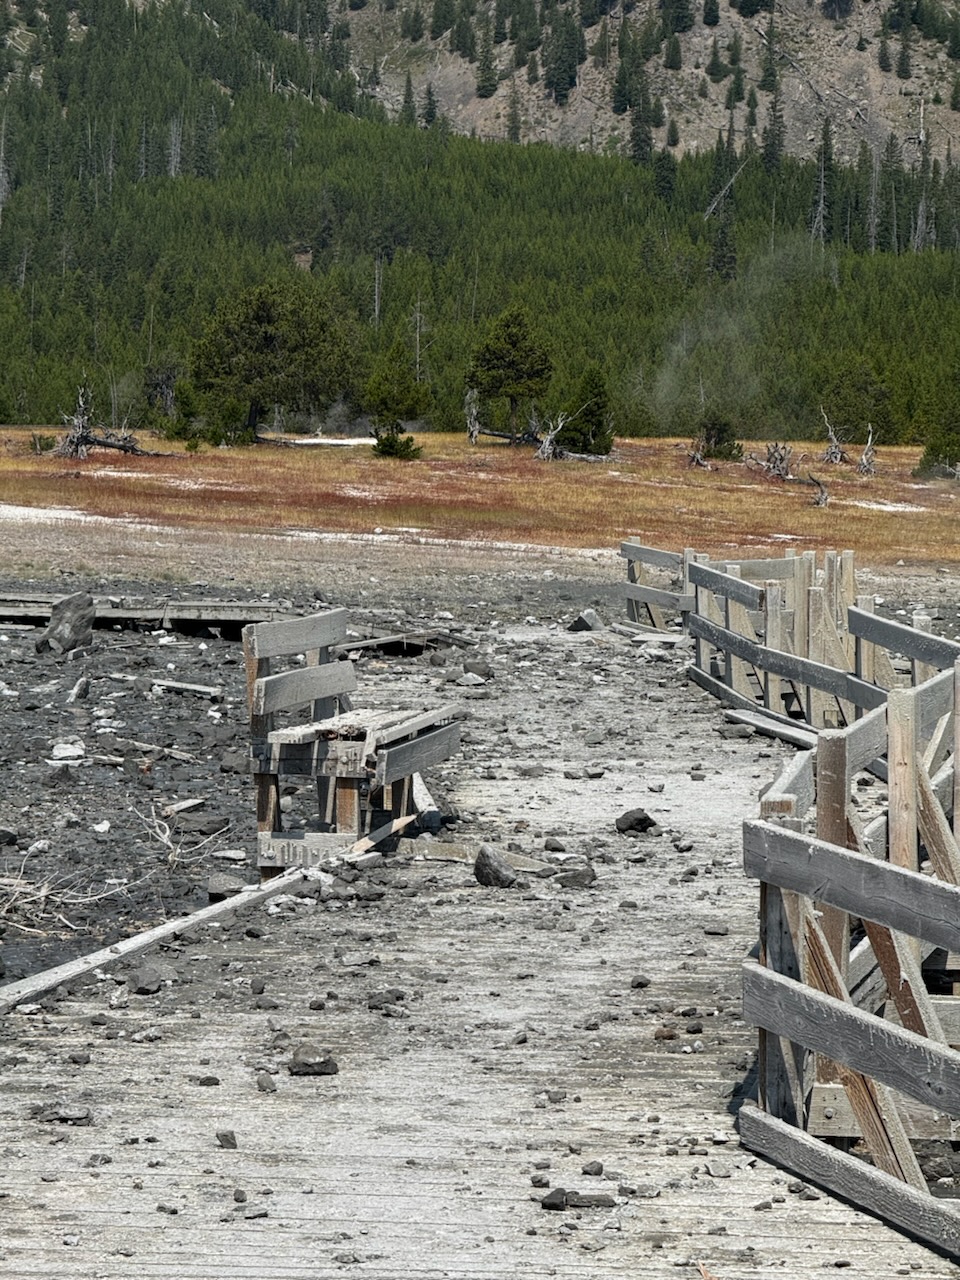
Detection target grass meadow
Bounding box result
[0,430,955,568]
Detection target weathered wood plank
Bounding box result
[252,660,358,716]
[374,722,462,787]
[242,610,350,661]
[738,1102,960,1257]
[743,820,960,954]
[618,541,683,570]
[623,581,694,611]
[0,868,311,1015]
[742,960,960,1117]
[688,561,765,610]
[727,710,817,750]
[689,614,887,711]
[848,607,960,670]
[809,1083,960,1140]
[760,749,816,820]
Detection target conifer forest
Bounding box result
[2,0,960,455]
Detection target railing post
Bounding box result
[763,580,782,713]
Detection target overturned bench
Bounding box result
[243,609,461,875]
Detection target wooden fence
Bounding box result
[622,542,960,1253]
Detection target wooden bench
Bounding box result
[242,609,460,874]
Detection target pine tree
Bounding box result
[703,0,719,25]
[706,37,727,82]
[629,101,653,164]
[527,50,540,81]
[758,17,777,89]
[895,23,911,78]
[466,305,551,439]
[557,361,613,454]
[430,0,455,38]
[949,15,960,59]
[666,117,680,146]
[612,58,631,112]
[761,84,785,171]
[421,82,439,124]
[506,78,522,140]
[746,85,757,127]
[400,71,417,124]
[476,20,498,96]
[664,33,681,69]
[878,26,892,71]
[650,94,665,126]
[709,206,737,279]
[493,0,508,42]
[450,1,477,59]
[654,146,677,198]
[952,74,960,110]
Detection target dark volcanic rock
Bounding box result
[288,1044,339,1077]
[615,807,656,835]
[36,592,95,655]
[474,844,517,888]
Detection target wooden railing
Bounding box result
[741,661,960,1254]
[622,542,960,1250]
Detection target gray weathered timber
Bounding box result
[738,1102,960,1258]
[689,667,811,732]
[0,868,308,1015]
[688,561,765,610]
[374,722,463,787]
[848,607,960,671]
[808,1083,960,1141]
[760,749,816,821]
[726,710,817,750]
[243,609,350,661]
[251,660,358,716]
[743,820,960,954]
[708,556,800,580]
[618,540,683,570]
[843,704,887,778]
[690,615,887,711]
[742,960,960,1117]
[623,581,694,611]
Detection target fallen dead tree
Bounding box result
[54,385,167,459]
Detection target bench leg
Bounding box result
[335,778,362,840]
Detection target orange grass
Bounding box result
[0,430,956,567]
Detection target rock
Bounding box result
[568,609,603,632]
[544,837,566,853]
[566,1190,617,1208]
[288,1044,339,1076]
[556,863,597,889]
[630,973,651,989]
[0,826,17,846]
[581,1160,603,1176]
[463,658,495,679]
[704,922,729,936]
[127,965,166,996]
[368,988,405,1010]
[36,592,95,655]
[256,1072,277,1093]
[540,1187,568,1210]
[216,1130,238,1149]
[615,808,656,835]
[474,844,517,888]
[208,873,245,902]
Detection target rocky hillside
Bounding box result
[346,0,952,163]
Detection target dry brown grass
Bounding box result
[0,430,955,567]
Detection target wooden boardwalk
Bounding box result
[2,624,959,1277]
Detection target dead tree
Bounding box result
[857,424,876,476]
[688,434,710,469]
[464,387,480,445]
[819,406,850,464]
[809,473,829,506]
[54,385,163,458]
[745,441,795,480]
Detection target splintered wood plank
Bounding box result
[374,723,462,787]
[916,757,960,886]
[252,661,358,717]
[242,610,349,660]
[742,960,960,1118]
[738,1103,960,1257]
[742,820,960,954]
[800,909,926,1189]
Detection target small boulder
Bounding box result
[36,593,95,655]
[615,808,656,836]
[474,844,517,889]
[288,1044,339,1077]
[568,609,603,632]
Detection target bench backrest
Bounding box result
[242,608,356,730]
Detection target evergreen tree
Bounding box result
[895,22,911,78]
[665,117,680,147]
[706,37,727,82]
[758,17,777,89]
[493,0,508,42]
[761,85,785,171]
[422,82,439,124]
[409,3,425,39]
[878,25,892,71]
[558,361,613,454]
[949,15,960,59]
[400,71,418,124]
[612,58,631,112]
[703,0,720,25]
[650,94,665,126]
[590,17,611,67]
[664,33,681,68]
[430,0,455,38]
[727,30,742,65]
[629,102,653,164]
[952,74,960,110]
[507,78,522,140]
[476,20,498,96]
[709,205,737,279]
[450,0,477,59]
[660,0,693,34]
[366,336,428,457]
[466,304,551,438]
[654,145,677,199]
[526,50,540,81]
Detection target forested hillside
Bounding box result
[1,0,960,451]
